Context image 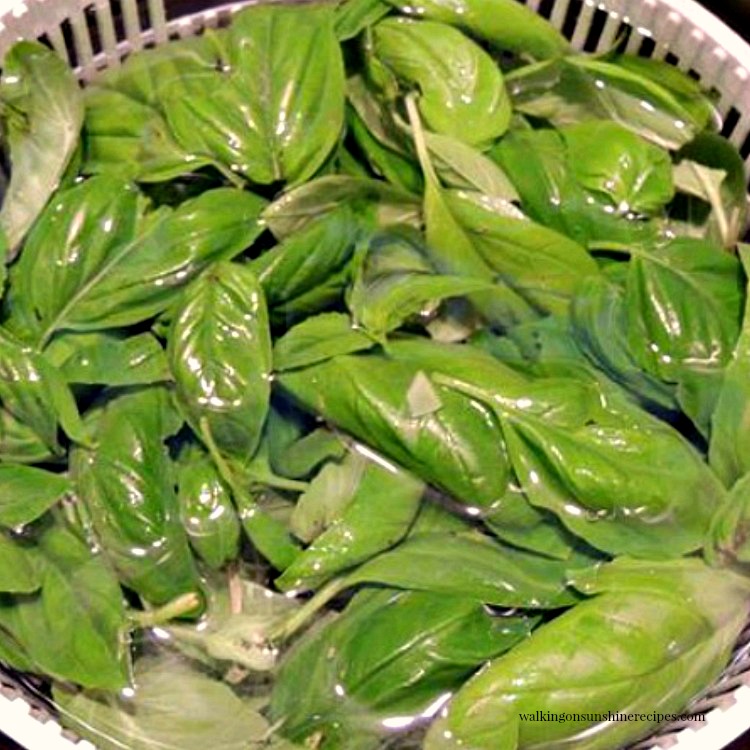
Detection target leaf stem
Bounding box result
[130,592,202,627]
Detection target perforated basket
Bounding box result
[0,0,749,748]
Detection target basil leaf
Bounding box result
[0,534,41,593]
[72,387,200,606]
[709,245,750,486]
[263,175,420,239]
[277,452,424,590]
[706,473,750,572]
[55,655,271,750]
[0,465,71,528]
[371,18,510,146]
[0,522,128,690]
[273,313,376,371]
[385,0,568,60]
[0,42,83,258]
[335,0,391,41]
[426,559,750,750]
[165,5,345,185]
[177,453,241,571]
[169,262,272,463]
[45,331,169,386]
[272,588,533,745]
[14,177,267,344]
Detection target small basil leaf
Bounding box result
[335,0,391,41]
[0,42,83,258]
[0,465,71,528]
[169,262,272,464]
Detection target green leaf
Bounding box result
[169,262,272,464]
[0,534,41,593]
[13,177,267,344]
[507,56,711,150]
[45,331,169,386]
[263,175,420,239]
[164,5,345,185]
[278,450,424,590]
[384,0,568,60]
[177,453,241,570]
[278,339,514,510]
[289,451,368,543]
[272,588,534,745]
[562,121,674,215]
[273,313,376,372]
[371,18,511,146]
[72,387,200,606]
[0,42,83,257]
[0,521,128,690]
[335,0,391,41]
[706,473,750,572]
[0,465,71,527]
[709,245,750,486]
[425,558,750,750]
[54,655,271,750]
[342,532,583,608]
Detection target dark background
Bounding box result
[1,0,750,749]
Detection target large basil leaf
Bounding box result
[0,534,41,593]
[169,262,271,463]
[435,372,724,558]
[710,246,750,486]
[370,18,510,146]
[507,56,711,150]
[278,339,514,510]
[54,655,271,750]
[425,558,750,750]
[0,42,83,258]
[0,465,71,528]
[272,588,534,746]
[384,0,568,60]
[14,177,266,344]
[72,387,200,606]
[177,451,241,571]
[164,5,345,185]
[277,451,424,590]
[82,35,221,181]
[0,521,128,690]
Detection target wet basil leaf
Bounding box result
[385,0,568,60]
[425,558,750,750]
[165,5,345,185]
[169,262,271,464]
[0,521,128,690]
[0,42,83,258]
[0,465,71,528]
[72,387,200,606]
[371,18,511,146]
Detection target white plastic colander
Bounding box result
[0,0,749,748]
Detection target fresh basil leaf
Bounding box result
[278,451,424,590]
[72,387,200,606]
[263,175,420,239]
[0,521,128,690]
[273,313,376,372]
[271,426,347,481]
[335,0,391,41]
[706,473,750,572]
[55,655,270,750]
[384,0,568,60]
[0,42,83,258]
[0,465,71,528]
[426,558,750,750]
[709,245,750,486]
[165,5,345,186]
[177,453,241,571]
[371,18,511,146]
[45,331,169,386]
[0,534,41,593]
[13,177,267,344]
